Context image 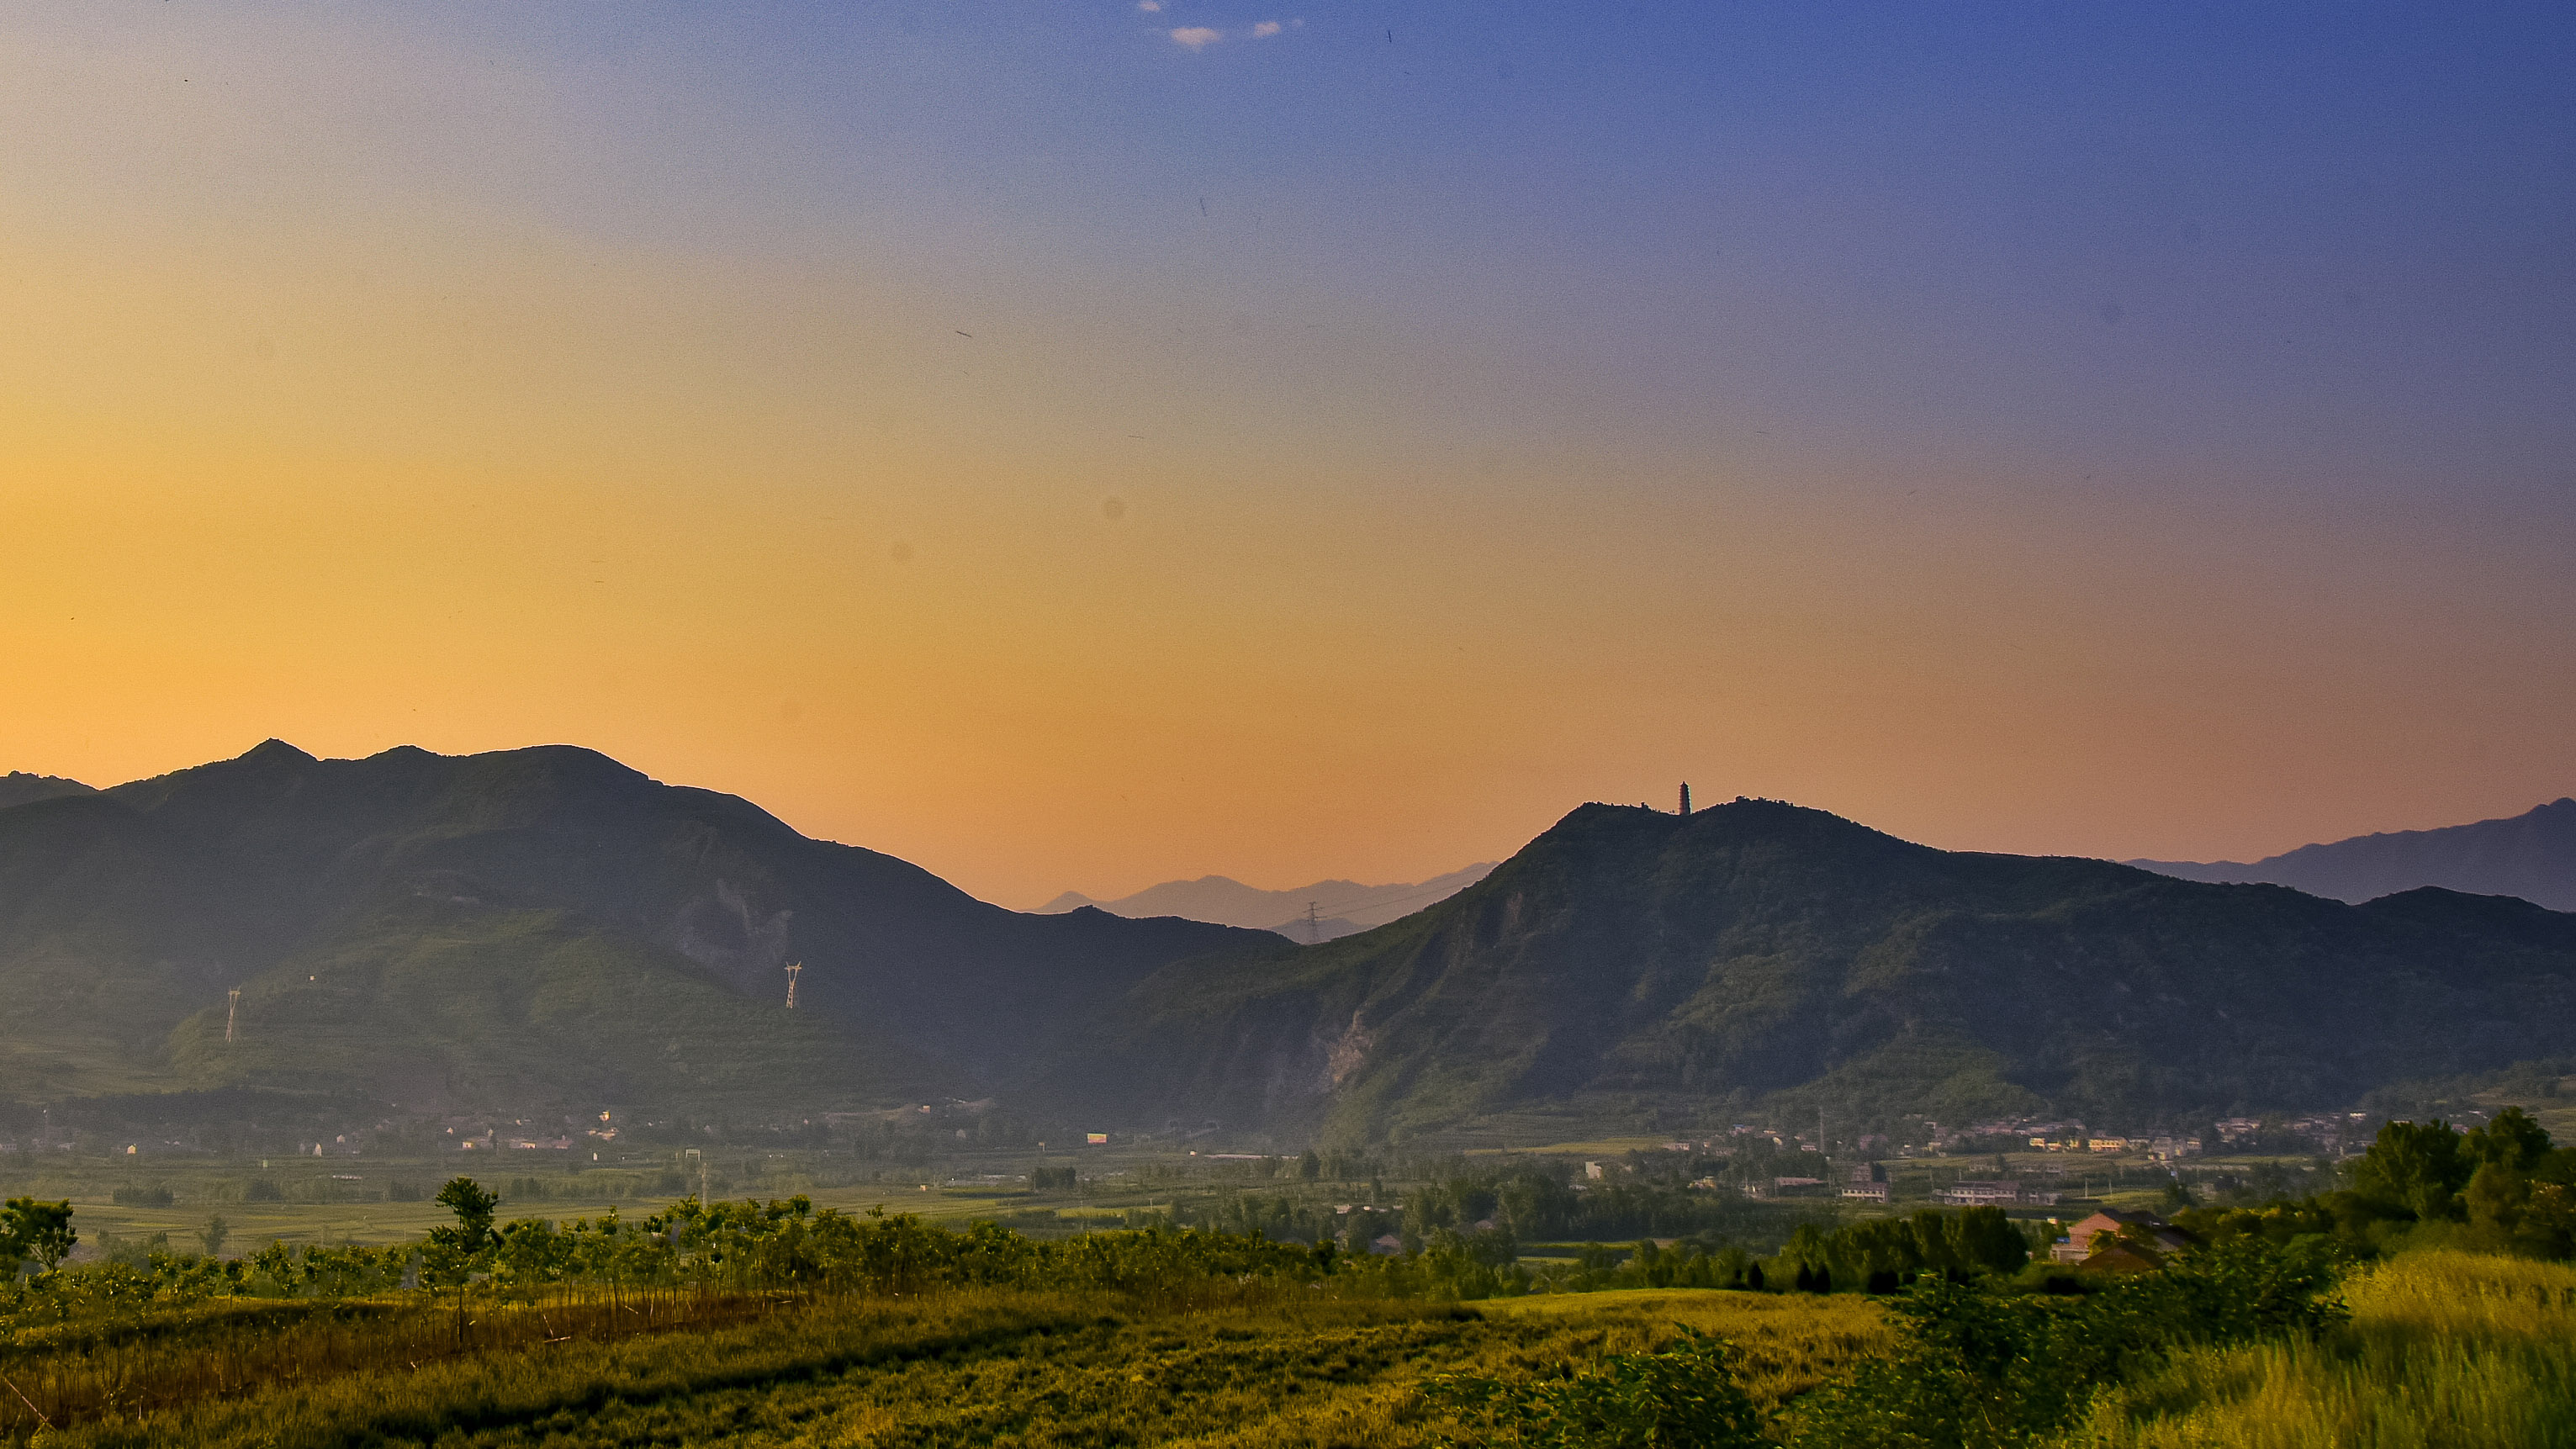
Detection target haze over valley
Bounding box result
[1035,865,1495,942]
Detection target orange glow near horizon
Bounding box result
[5,9,2572,907]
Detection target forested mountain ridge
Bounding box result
[0,742,1270,1114]
[12,745,2573,1142]
[2132,798,2576,912]
[0,771,95,811]
[1038,799,2576,1145]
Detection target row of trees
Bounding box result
[5,1168,2074,1333]
[2163,1106,2576,1261]
[1172,1166,1776,1253]
[2,1180,1341,1331]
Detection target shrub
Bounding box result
[1426,1325,1766,1448]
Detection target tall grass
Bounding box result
[2070,1251,2576,1449]
[2,1286,1885,1447]
[0,1282,780,1438]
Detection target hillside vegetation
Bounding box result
[1050,799,2576,1142]
[10,744,2575,1141]
[0,742,1268,1113]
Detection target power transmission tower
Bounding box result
[226,988,241,1043]
[784,961,802,1010]
[1304,902,1321,944]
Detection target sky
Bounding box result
[4,2,2573,907]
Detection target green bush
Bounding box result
[1426,1325,1765,1448]
[1785,1238,2347,1448]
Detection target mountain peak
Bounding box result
[0,738,1272,1113]
[0,771,99,812]
[1055,792,2576,1142]
[239,738,316,764]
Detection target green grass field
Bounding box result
[26,1159,1113,1254]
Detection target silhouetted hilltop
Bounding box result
[0,771,96,811]
[1039,799,2576,1143]
[0,742,1270,1113]
[17,750,2573,1141]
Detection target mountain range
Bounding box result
[1036,801,2576,1143]
[6,745,2574,1144]
[1034,866,1494,943]
[0,742,1267,1117]
[2132,799,2576,912]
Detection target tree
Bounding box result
[1299,1150,1322,1182]
[2,1197,77,1275]
[1949,1207,2029,1276]
[2346,1119,2470,1219]
[426,1177,501,1346]
[431,1176,501,1255]
[2467,1106,2553,1175]
[198,1214,230,1258]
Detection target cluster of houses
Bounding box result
[2214,1113,2376,1153]
[2049,1208,2193,1274]
[1715,1162,2076,1206]
[1928,1178,2063,1207]
[2023,1134,2201,1161]
[1940,1118,2214,1161]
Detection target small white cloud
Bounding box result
[1136,1,1160,11]
[1169,25,1221,48]
[1251,19,1282,37]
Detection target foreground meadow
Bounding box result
[2072,1250,2576,1449]
[7,1286,1887,1448]
[16,1124,2573,1449]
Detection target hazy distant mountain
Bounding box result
[1037,800,2576,1144]
[0,742,1270,1114]
[0,771,95,811]
[1035,865,1494,942]
[2131,800,2576,912]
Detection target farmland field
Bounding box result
[16,1286,1889,1448]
